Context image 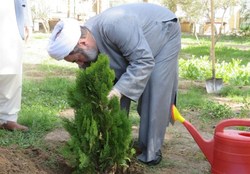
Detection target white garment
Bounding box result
[0,75,22,122]
[0,1,23,122]
[0,0,23,75]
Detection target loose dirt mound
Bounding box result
[0,147,43,174]
[0,147,72,174]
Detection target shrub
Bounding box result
[63,54,133,174]
[179,56,211,80]
[179,57,250,85]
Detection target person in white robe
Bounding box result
[0,0,32,131]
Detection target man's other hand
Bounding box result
[107,88,122,100]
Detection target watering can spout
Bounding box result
[172,105,214,164]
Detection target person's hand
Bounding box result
[107,88,122,100]
[24,26,30,43]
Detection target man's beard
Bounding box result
[76,47,98,69]
[80,47,98,62]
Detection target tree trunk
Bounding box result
[67,0,70,18]
[210,0,216,78]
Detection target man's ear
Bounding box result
[78,37,88,46]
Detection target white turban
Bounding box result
[47,18,81,60]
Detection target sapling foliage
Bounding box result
[63,54,133,174]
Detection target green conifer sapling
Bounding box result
[63,54,133,173]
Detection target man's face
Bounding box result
[64,45,98,69]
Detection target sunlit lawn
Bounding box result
[181,34,250,65]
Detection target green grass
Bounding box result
[182,33,250,45]
[129,102,140,126]
[219,85,250,98]
[217,35,250,45]
[38,63,77,75]
[177,84,250,121]
[200,101,235,120]
[32,33,50,40]
[181,34,250,65]
[177,86,207,110]
[0,74,75,148]
[181,45,250,65]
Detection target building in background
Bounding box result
[31,0,247,35]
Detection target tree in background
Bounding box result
[30,0,50,32]
[239,0,250,36]
[212,0,238,42]
[162,0,178,12]
[162,0,239,40]
[63,54,134,174]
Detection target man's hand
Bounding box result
[24,26,30,43]
[107,88,122,100]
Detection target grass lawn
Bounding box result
[181,34,250,64]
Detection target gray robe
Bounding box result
[85,3,181,162]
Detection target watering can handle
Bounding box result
[215,119,250,133]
